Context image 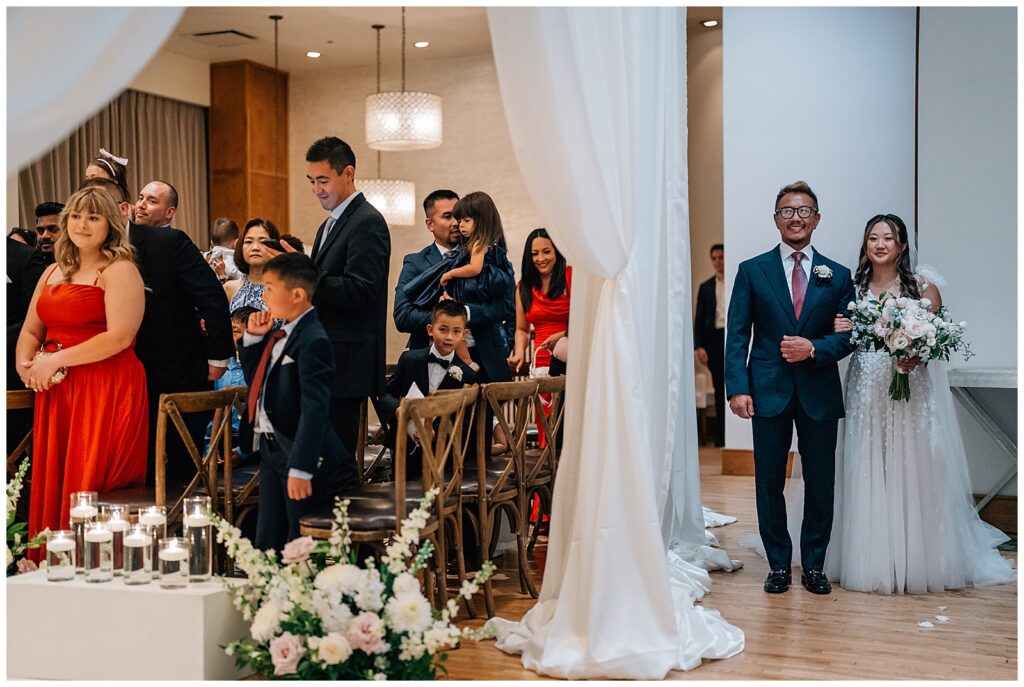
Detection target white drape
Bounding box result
[485,7,743,678]
[7,7,184,173]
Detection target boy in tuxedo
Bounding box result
[240,253,356,552]
[381,300,479,479]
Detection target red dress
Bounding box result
[523,267,571,446]
[27,282,148,553]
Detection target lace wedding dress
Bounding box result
[824,284,1016,594]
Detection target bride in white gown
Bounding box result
[825,213,1016,594]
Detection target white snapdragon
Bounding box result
[355,569,386,612]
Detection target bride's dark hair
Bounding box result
[853,213,919,299]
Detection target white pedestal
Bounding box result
[7,570,249,680]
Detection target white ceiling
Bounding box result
[162,6,492,74]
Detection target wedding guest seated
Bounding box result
[205,217,242,283]
[224,218,280,312]
[239,252,356,552]
[379,299,479,479]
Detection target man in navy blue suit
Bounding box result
[725,180,855,595]
[240,253,354,552]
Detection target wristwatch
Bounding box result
[809,343,816,359]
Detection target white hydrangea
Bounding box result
[355,569,386,612]
[312,589,353,634]
[314,563,363,596]
[384,591,433,634]
[317,633,353,665]
[398,634,427,661]
[250,600,283,643]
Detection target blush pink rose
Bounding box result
[281,536,316,565]
[269,632,306,676]
[346,612,386,654]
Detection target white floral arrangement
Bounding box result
[208,489,495,680]
[813,264,833,280]
[847,292,973,401]
[6,459,45,575]
[447,365,463,382]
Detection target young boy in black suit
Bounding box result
[240,252,356,552]
[381,300,478,479]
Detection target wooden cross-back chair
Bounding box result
[6,390,34,477]
[464,379,540,617]
[99,388,242,528]
[218,386,261,533]
[525,375,566,552]
[354,363,396,484]
[300,385,479,611]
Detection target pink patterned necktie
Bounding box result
[792,251,807,319]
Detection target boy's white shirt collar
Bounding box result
[428,344,455,363]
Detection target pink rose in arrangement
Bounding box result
[269,632,306,676]
[346,612,387,654]
[281,536,316,565]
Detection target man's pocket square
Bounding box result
[281,355,296,365]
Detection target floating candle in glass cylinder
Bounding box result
[138,505,167,578]
[99,503,130,575]
[123,524,153,585]
[158,537,190,589]
[69,492,98,572]
[182,496,213,582]
[46,530,76,582]
[83,522,113,583]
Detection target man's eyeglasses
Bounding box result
[36,225,59,235]
[775,206,817,219]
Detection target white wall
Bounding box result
[919,7,1017,496]
[722,7,917,450]
[129,48,210,107]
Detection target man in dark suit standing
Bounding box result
[7,236,46,459]
[305,136,391,465]
[79,177,234,483]
[694,243,725,446]
[725,180,854,596]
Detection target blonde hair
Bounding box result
[54,187,137,282]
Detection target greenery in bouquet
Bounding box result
[209,489,496,680]
[847,292,973,401]
[7,459,45,575]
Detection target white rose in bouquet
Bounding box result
[318,632,353,665]
[904,319,927,339]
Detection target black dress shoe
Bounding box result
[801,569,832,595]
[764,568,791,593]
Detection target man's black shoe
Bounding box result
[764,568,791,593]
[801,569,832,595]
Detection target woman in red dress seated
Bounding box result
[17,186,148,551]
[508,228,571,444]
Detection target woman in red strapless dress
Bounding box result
[509,228,571,446]
[16,187,148,555]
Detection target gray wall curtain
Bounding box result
[18,89,209,246]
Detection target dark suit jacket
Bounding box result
[724,245,855,421]
[378,346,478,459]
[238,309,350,476]
[394,242,515,383]
[693,275,722,350]
[309,193,391,399]
[6,238,47,389]
[128,222,235,394]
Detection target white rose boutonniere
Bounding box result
[447,365,463,382]
[813,265,833,281]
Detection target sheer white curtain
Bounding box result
[7,7,183,173]
[485,7,743,679]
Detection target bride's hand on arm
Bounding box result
[833,314,853,333]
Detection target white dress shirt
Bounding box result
[242,306,315,479]
[317,190,363,253]
[426,344,455,394]
[714,275,725,329]
[779,243,816,299]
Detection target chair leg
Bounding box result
[527,487,549,553]
[478,503,496,618]
[451,512,476,619]
[435,522,449,611]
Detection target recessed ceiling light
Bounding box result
[414,41,430,48]
[702,20,719,28]
[306,51,321,58]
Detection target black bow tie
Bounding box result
[428,353,452,368]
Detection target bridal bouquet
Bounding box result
[208,490,495,680]
[847,293,973,401]
[6,459,45,575]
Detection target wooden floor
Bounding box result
[444,448,1018,680]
